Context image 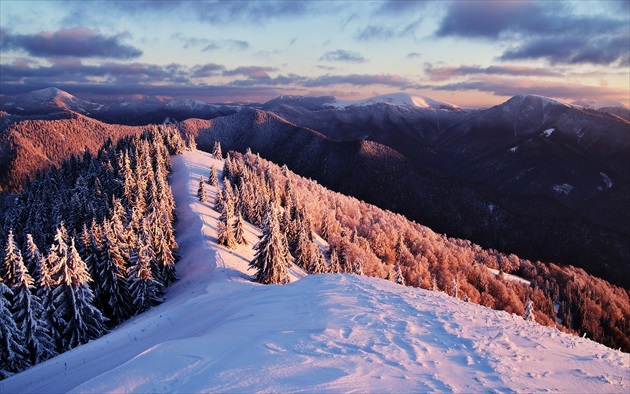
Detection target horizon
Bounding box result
[1,1,629,108]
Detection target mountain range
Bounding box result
[1,88,628,287]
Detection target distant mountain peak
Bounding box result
[330,93,460,110]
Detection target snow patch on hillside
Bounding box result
[331,93,460,110]
[2,150,627,393]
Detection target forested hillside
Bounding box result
[0,126,185,378]
[217,149,630,352]
[0,112,143,192]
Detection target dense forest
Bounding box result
[0,125,185,378]
[216,149,630,352]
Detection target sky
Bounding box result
[0,0,629,107]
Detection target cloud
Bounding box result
[320,49,367,63]
[191,63,225,78]
[1,27,142,59]
[204,39,250,51]
[171,34,250,51]
[425,64,564,81]
[376,0,429,15]
[436,1,629,66]
[108,0,327,24]
[428,75,628,102]
[354,25,395,41]
[406,52,421,59]
[500,35,630,66]
[303,73,413,88]
[223,66,276,79]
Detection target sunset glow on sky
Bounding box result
[1,0,628,107]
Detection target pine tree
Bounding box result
[50,238,106,352]
[451,278,458,298]
[208,165,219,187]
[9,244,56,365]
[233,213,247,245]
[329,248,342,274]
[2,229,22,288]
[96,220,133,324]
[128,236,163,314]
[0,281,29,378]
[524,299,536,322]
[394,264,405,286]
[212,141,223,160]
[249,206,290,284]
[197,176,207,202]
[23,234,44,286]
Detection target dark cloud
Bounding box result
[223,66,276,79]
[192,63,225,78]
[1,27,142,59]
[500,35,630,66]
[425,64,563,81]
[436,1,629,66]
[320,49,367,63]
[406,52,421,59]
[376,0,429,15]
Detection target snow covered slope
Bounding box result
[2,150,627,393]
[331,93,460,110]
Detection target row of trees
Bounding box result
[216,149,629,352]
[0,125,185,378]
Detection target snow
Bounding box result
[487,268,531,286]
[542,128,555,137]
[2,150,628,393]
[571,98,628,109]
[553,183,574,195]
[331,93,460,110]
[166,99,208,110]
[600,172,613,189]
[509,146,518,153]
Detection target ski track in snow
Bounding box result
[2,150,628,393]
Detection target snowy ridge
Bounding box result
[331,93,460,110]
[2,150,627,393]
[166,98,210,110]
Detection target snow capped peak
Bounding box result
[22,87,75,102]
[511,94,572,108]
[331,93,460,110]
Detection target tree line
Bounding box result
[0,125,185,379]
[215,148,629,352]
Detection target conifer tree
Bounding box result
[329,248,342,274]
[233,213,247,245]
[96,220,133,324]
[394,264,405,286]
[0,281,28,378]
[524,299,536,322]
[250,205,290,284]
[209,165,219,187]
[212,141,223,160]
[451,278,458,299]
[9,244,56,364]
[23,234,44,286]
[2,229,22,288]
[127,236,163,314]
[197,176,207,202]
[50,238,106,352]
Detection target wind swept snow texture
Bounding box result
[2,150,628,393]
